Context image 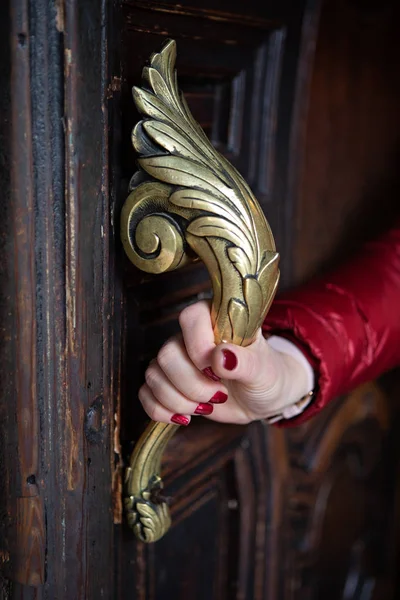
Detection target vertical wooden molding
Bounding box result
[7,0,45,586]
[1,0,119,595]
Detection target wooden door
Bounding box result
[0,0,399,599]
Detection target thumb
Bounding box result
[211,332,274,386]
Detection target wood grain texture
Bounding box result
[41,0,118,597]
[0,2,14,596]
[0,0,45,590]
[0,0,121,596]
[13,498,45,587]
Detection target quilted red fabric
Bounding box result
[263,225,400,426]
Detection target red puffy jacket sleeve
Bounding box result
[263,226,400,426]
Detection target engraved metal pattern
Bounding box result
[121,39,280,542]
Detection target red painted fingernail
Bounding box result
[203,367,221,382]
[194,403,214,415]
[171,414,190,426]
[222,349,237,371]
[210,391,228,404]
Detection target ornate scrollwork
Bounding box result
[121,39,280,542]
[123,422,178,543]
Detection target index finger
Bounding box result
[178,300,216,371]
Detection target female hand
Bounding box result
[139,300,310,426]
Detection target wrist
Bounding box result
[279,351,312,405]
[261,335,314,420]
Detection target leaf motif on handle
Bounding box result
[121,38,279,346]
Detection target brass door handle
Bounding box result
[121,40,280,542]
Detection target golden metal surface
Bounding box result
[121,39,280,542]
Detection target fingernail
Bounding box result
[203,367,221,382]
[171,414,190,426]
[194,403,214,415]
[222,349,237,371]
[210,391,228,404]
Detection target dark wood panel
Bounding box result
[0,0,121,597]
[120,419,290,600]
[122,0,284,25]
[0,0,44,591]
[295,0,400,283]
[119,18,283,192]
[285,383,398,598]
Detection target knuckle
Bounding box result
[178,304,198,330]
[157,340,176,370]
[185,380,208,401]
[145,366,158,389]
[147,403,159,422]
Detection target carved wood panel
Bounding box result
[286,383,397,599]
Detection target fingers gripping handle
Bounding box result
[121,39,280,542]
